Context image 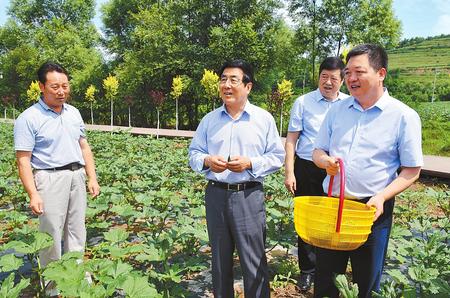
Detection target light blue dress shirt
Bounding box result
[315,89,423,199]
[189,101,285,183]
[14,98,86,169]
[288,89,348,161]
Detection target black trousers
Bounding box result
[204,181,270,298]
[294,157,327,273]
[314,198,395,298]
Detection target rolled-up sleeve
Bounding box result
[188,119,210,174]
[249,117,285,178]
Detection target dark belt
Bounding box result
[46,162,84,171]
[209,180,261,191]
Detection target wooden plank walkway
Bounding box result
[2,120,449,178]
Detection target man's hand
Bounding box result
[321,155,339,176]
[227,156,251,173]
[284,172,296,195]
[88,178,100,197]
[366,194,385,221]
[205,155,228,173]
[29,193,44,215]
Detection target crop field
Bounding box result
[415,102,450,156]
[388,36,450,84]
[0,123,448,297]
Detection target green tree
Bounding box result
[103,75,119,127]
[102,0,287,128]
[170,76,184,130]
[289,0,401,83]
[85,84,97,125]
[0,0,103,113]
[200,69,219,110]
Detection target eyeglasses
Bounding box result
[219,76,243,87]
[319,74,341,83]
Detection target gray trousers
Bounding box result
[205,181,270,298]
[33,168,87,267]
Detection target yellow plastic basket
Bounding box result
[293,158,376,251]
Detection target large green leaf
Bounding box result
[2,232,53,254]
[103,228,129,244]
[0,254,23,272]
[121,275,160,298]
[0,273,30,298]
[105,260,133,279]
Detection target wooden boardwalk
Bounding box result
[2,120,449,179]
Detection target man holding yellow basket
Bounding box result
[312,44,423,298]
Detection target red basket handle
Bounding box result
[327,158,345,233]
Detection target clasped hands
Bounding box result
[204,155,251,173]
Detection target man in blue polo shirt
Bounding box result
[189,59,284,297]
[312,44,423,297]
[14,62,100,272]
[285,57,347,291]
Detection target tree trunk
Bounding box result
[128,105,131,127]
[279,102,283,137]
[90,102,94,125]
[157,108,160,139]
[312,0,316,82]
[110,100,114,128]
[3,108,6,119]
[175,98,179,130]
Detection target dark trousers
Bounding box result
[205,181,270,298]
[314,198,395,298]
[294,157,327,273]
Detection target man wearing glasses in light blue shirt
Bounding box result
[312,44,423,298]
[189,59,285,298]
[285,57,348,292]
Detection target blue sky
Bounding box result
[1,0,449,40]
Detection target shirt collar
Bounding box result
[315,88,345,103]
[38,97,67,113]
[221,99,252,119]
[348,88,390,112]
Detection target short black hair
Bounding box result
[219,59,254,85]
[319,57,345,79]
[37,61,69,84]
[346,44,388,72]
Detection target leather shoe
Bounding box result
[297,272,314,291]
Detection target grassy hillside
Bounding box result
[387,35,450,83]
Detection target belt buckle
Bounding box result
[228,183,242,191]
[70,163,78,171]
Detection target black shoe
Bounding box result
[297,272,314,291]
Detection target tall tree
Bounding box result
[170,76,184,130]
[0,0,103,112]
[103,75,119,127]
[85,84,97,124]
[103,0,288,128]
[289,0,401,80]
